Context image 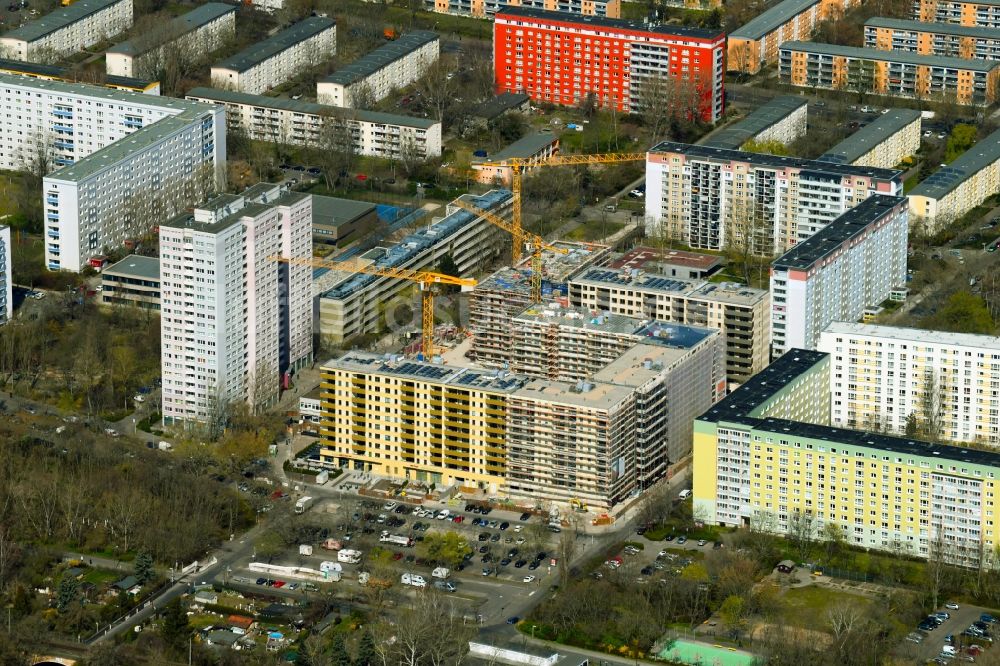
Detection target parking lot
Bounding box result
[907,602,999,663]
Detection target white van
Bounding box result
[401,573,426,587]
[436,509,451,520]
[677,489,692,500]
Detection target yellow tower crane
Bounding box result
[270,255,475,358]
[475,152,648,263]
[451,199,568,303]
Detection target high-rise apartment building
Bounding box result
[316,31,438,108]
[645,142,903,254]
[493,7,725,122]
[160,185,312,425]
[567,267,769,386]
[778,41,1000,106]
[3,75,227,272]
[912,0,1000,28]
[694,349,1000,564]
[0,0,132,62]
[210,17,336,95]
[819,322,1000,446]
[770,195,909,357]
[106,3,236,79]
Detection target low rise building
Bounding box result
[770,195,908,357]
[311,195,378,246]
[0,0,132,63]
[317,191,511,346]
[568,269,769,386]
[471,132,559,185]
[645,142,903,254]
[820,322,1000,446]
[186,87,442,159]
[907,125,1000,230]
[818,109,922,169]
[865,17,1000,60]
[469,92,531,129]
[161,189,312,425]
[727,0,858,74]
[694,348,1000,564]
[469,241,611,365]
[608,247,723,280]
[912,0,1000,28]
[425,0,620,20]
[106,3,236,79]
[211,17,336,95]
[701,95,808,150]
[100,254,160,310]
[316,31,438,108]
[0,57,159,93]
[778,41,1000,106]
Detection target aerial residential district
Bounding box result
[4,0,1000,664]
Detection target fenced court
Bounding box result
[657,639,756,666]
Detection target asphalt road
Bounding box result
[911,604,997,662]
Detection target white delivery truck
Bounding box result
[294,496,314,514]
[379,531,413,547]
[337,549,361,564]
[299,544,313,556]
[315,470,329,485]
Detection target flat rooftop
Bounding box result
[320,30,437,87]
[214,16,334,73]
[2,0,123,43]
[909,125,1000,200]
[495,6,724,40]
[472,92,530,120]
[312,195,376,228]
[823,321,1000,350]
[475,241,608,296]
[0,57,155,90]
[476,132,558,163]
[609,246,722,272]
[162,201,271,235]
[108,3,235,57]
[730,0,820,40]
[592,342,703,386]
[514,377,635,410]
[699,348,1000,469]
[649,141,902,182]
[185,86,439,129]
[701,95,807,150]
[865,16,1000,40]
[818,109,922,165]
[772,195,907,271]
[324,351,530,393]
[572,267,767,306]
[780,40,1000,72]
[102,254,160,281]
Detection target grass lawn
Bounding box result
[777,585,872,630]
[82,568,121,585]
[566,220,625,242]
[904,172,921,193]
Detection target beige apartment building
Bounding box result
[865,17,1000,60]
[817,109,922,169]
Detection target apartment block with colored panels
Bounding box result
[817,108,922,170]
[426,0,620,19]
[644,142,903,256]
[694,349,1000,564]
[770,195,909,358]
[494,7,725,122]
[778,41,1000,106]
[727,0,858,75]
[912,0,1000,28]
[908,125,1000,231]
[865,17,1000,60]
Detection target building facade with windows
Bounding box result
[100,254,161,310]
[694,349,1000,564]
[907,125,1000,231]
[645,141,903,255]
[770,195,909,357]
[160,187,312,425]
[912,0,1000,28]
[567,268,769,386]
[210,17,336,95]
[0,226,9,326]
[819,322,1000,446]
[5,76,227,272]
[425,0,621,20]
[818,108,922,169]
[702,95,807,151]
[106,3,236,79]
[778,40,1000,106]
[316,31,438,108]
[0,0,132,63]
[865,17,1000,60]
[471,131,559,185]
[186,87,442,159]
[0,57,159,94]
[493,7,725,122]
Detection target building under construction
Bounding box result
[468,241,610,366]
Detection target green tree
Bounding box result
[920,291,994,334]
[255,532,284,563]
[56,577,78,612]
[355,628,377,666]
[160,597,190,652]
[719,594,748,638]
[330,632,351,666]
[437,253,460,278]
[134,551,154,585]
[944,124,977,163]
[415,531,471,567]
[740,139,789,156]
